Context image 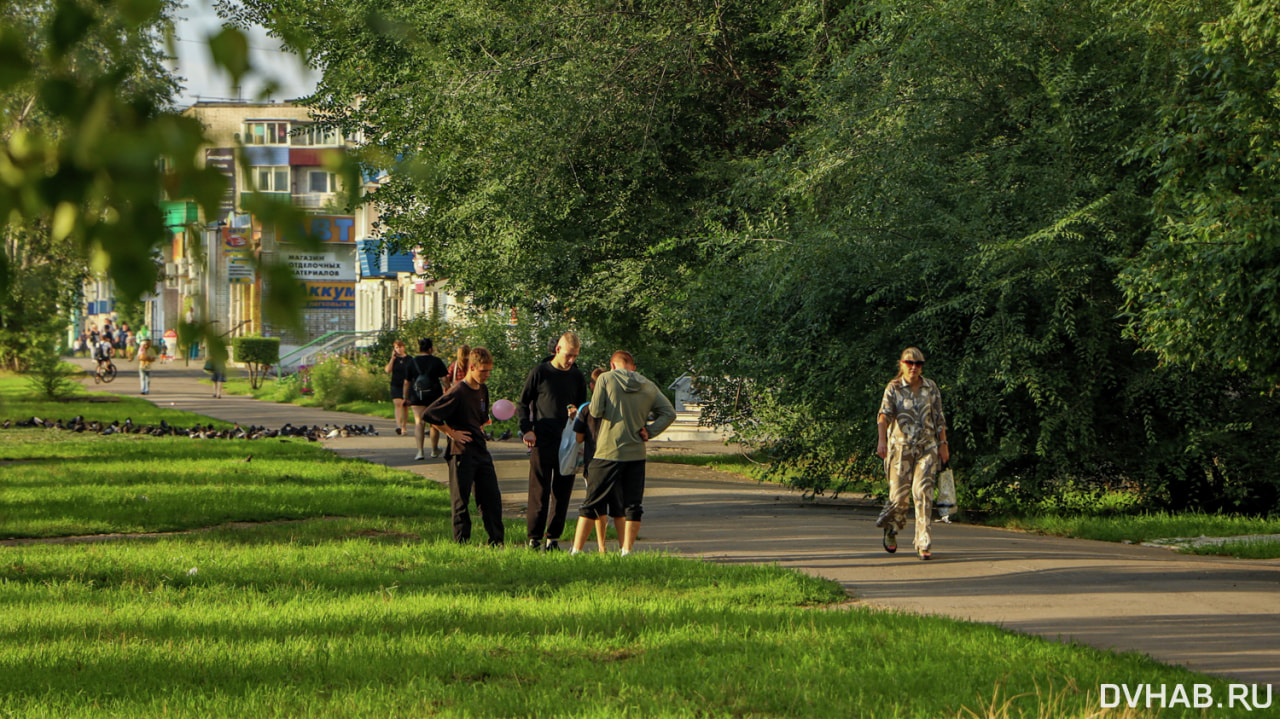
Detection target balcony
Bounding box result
[292,193,339,209]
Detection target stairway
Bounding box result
[654,405,731,442]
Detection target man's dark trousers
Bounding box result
[527,441,575,542]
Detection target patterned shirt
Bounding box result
[879,377,947,452]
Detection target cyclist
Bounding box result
[94,335,115,378]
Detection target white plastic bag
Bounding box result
[935,467,957,523]
[558,416,582,475]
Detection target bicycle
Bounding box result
[94,360,117,384]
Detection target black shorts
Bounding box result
[579,459,645,522]
[390,383,405,401]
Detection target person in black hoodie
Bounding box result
[516,331,588,551]
[424,347,504,546]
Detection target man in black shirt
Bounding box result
[517,331,588,551]
[405,337,449,461]
[424,347,505,546]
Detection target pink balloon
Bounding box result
[492,399,516,421]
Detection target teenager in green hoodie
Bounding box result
[570,351,677,555]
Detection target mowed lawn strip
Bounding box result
[0,376,1253,717]
[1,523,1248,719]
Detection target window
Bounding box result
[291,124,344,147]
[246,166,290,193]
[308,171,338,193]
[244,121,290,145]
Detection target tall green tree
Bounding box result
[223,0,824,349]
[687,0,1280,512]
[226,0,1280,512]
[1122,0,1280,384]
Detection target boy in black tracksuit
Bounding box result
[516,332,588,551]
[424,348,504,546]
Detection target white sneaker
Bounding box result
[430,448,440,458]
[619,549,630,557]
[414,451,424,461]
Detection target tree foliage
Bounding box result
[1,0,367,370]
[216,0,1280,513]
[232,335,280,390]
[1121,0,1280,384]
[224,0,818,346]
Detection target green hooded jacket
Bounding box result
[591,369,677,462]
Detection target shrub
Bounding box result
[309,354,389,410]
[232,336,280,390]
[24,355,79,400]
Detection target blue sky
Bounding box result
[170,0,319,106]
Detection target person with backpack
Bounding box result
[404,337,449,461]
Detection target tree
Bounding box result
[224,0,1280,513]
[1121,0,1280,385]
[232,335,280,390]
[1,0,361,370]
[222,0,822,349]
[685,0,1280,512]
[0,0,219,368]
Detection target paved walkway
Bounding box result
[63,358,1280,686]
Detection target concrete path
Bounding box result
[61,358,1280,686]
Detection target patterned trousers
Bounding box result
[875,444,940,551]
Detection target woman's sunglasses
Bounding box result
[902,360,924,367]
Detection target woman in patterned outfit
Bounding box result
[875,347,950,560]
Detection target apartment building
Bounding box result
[158,101,356,356]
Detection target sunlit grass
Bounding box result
[995,512,1280,545]
[1178,537,1280,560]
[0,372,1256,717]
[1,520,1236,719]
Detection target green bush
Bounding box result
[24,356,80,400]
[309,354,389,410]
[232,336,280,390]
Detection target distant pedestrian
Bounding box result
[443,344,470,392]
[137,339,158,395]
[423,347,505,546]
[575,367,622,552]
[875,347,950,561]
[517,331,588,551]
[405,337,448,460]
[207,354,227,398]
[385,340,412,436]
[570,351,676,556]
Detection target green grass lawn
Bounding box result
[1,375,1258,717]
[998,513,1280,559]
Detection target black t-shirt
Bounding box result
[405,354,448,403]
[517,361,588,438]
[573,403,601,467]
[423,381,491,458]
[389,355,413,386]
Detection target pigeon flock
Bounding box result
[1,416,380,441]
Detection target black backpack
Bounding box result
[413,357,435,400]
